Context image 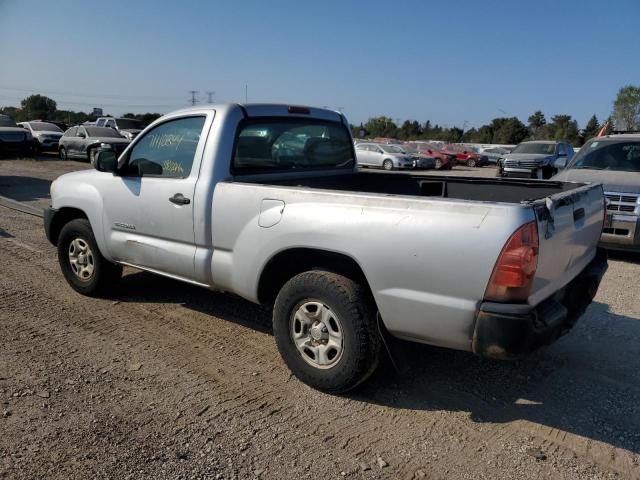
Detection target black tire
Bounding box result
[57,218,122,296]
[466,158,477,168]
[382,159,393,171]
[59,147,67,161]
[273,270,381,393]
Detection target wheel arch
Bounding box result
[257,247,374,306]
[47,207,88,246]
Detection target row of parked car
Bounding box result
[354,139,511,171]
[0,114,145,162]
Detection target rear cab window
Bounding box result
[232,118,354,173]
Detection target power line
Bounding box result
[0,94,181,109]
[188,90,199,106]
[0,85,183,100]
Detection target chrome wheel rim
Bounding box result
[383,161,392,170]
[290,301,344,369]
[68,238,95,280]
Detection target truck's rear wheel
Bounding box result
[57,218,122,296]
[273,271,381,393]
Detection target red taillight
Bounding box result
[484,221,539,302]
[288,105,310,114]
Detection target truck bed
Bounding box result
[267,171,584,204]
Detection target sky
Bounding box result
[1,0,639,129]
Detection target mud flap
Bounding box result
[377,313,410,374]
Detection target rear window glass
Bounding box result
[30,122,62,132]
[233,119,354,172]
[85,126,124,138]
[570,140,640,172]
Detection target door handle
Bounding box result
[169,193,190,205]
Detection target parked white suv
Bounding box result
[18,121,63,153]
[95,117,145,140]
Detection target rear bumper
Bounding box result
[472,248,607,359]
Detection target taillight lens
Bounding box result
[484,221,539,303]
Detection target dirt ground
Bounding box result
[0,157,639,480]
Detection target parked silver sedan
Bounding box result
[355,142,416,170]
[58,125,130,163]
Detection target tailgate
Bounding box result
[528,183,605,306]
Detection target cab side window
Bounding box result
[124,116,206,178]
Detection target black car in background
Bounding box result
[0,114,35,157]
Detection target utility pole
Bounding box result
[205,91,215,104]
[188,90,199,106]
[244,85,248,103]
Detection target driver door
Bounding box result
[100,114,209,280]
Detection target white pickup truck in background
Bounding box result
[44,103,607,392]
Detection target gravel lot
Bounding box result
[1,156,639,479]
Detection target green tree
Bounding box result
[492,117,528,144]
[363,116,397,138]
[548,114,580,145]
[20,94,57,120]
[527,111,546,139]
[581,115,600,143]
[612,85,640,130]
[398,120,421,140]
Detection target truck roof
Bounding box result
[169,103,345,123]
[595,133,640,141]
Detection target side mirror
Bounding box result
[553,157,567,170]
[95,149,118,173]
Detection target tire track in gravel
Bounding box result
[1,212,637,479]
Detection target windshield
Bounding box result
[84,126,124,138]
[511,142,555,155]
[233,118,354,172]
[116,119,144,130]
[30,122,62,132]
[380,145,405,154]
[569,140,640,172]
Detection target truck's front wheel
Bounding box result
[273,271,381,393]
[57,218,122,296]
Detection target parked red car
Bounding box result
[404,143,455,170]
[441,144,489,167]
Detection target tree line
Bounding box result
[0,94,162,127]
[352,85,640,146]
[3,85,639,146]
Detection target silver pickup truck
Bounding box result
[44,103,607,393]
